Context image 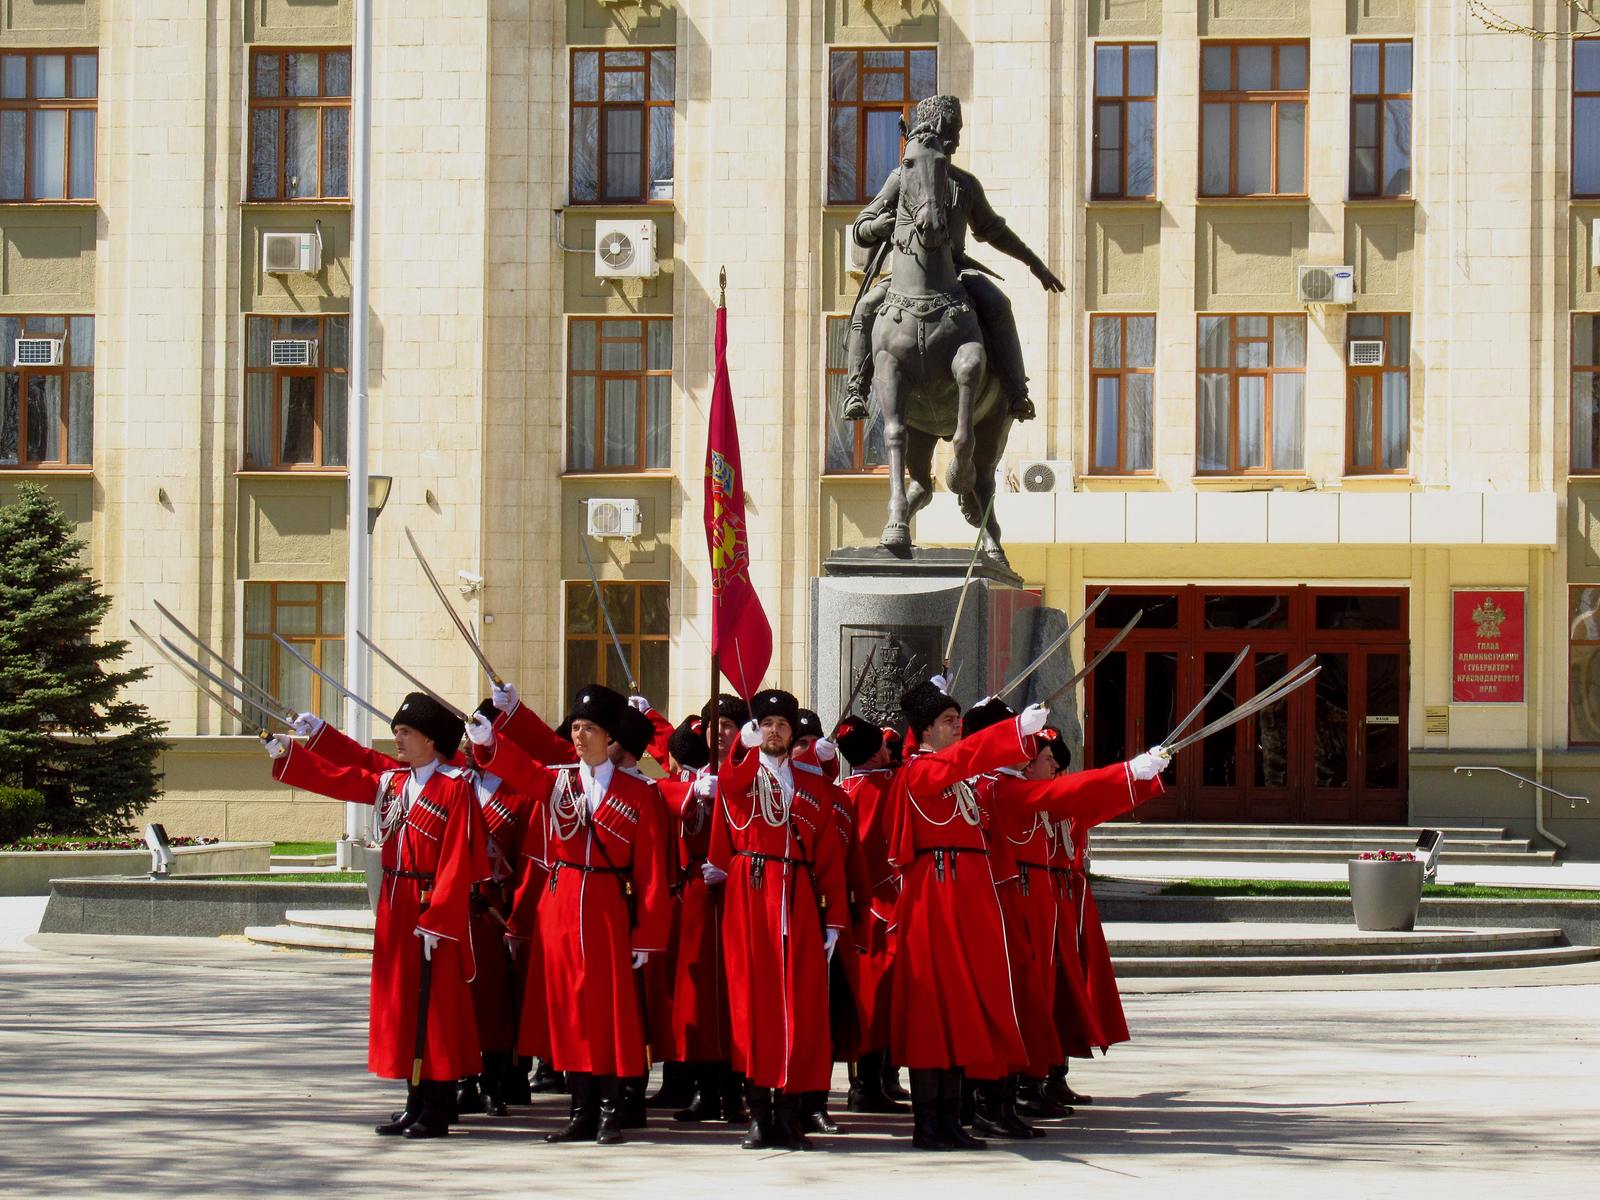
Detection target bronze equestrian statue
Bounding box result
[843,95,1063,566]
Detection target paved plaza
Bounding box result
[1,914,1596,1199]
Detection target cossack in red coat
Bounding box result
[476,734,671,1077]
[657,772,731,1063]
[272,741,490,1083]
[709,747,848,1093]
[840,765,900,1056]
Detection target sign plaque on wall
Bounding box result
[1450,589,1525,704]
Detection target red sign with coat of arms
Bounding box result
[1451,589,1525,704]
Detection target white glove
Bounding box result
[740,719,762,748]
[414,928,441,961]
[466,712,496,747]
[813,737,837,763]
[628,694,651,713]
[823,927,840,960]
[631,950,650,969]
[701,862,729,885]
[1129,746,1170,782]
[264,734,290,760]
[1018,704,1049,736]
[491,681,519,713]
[930,673,952,694]
[692,773,717,799]
[290,711,324,738]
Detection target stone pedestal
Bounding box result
[810,547,1082,743]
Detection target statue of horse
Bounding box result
[870,124,1011,566]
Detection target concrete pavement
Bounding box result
[2,930,1596,1198]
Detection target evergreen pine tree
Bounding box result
[0,484,167,837]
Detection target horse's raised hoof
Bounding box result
[957,489,983,526]
[906,482,933,518]
[946,458,976,496]
[879,522,913,558]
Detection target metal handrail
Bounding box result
[1453,765,1591,855]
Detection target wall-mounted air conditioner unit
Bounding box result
[262,230,323,274]
[586,498,643,538]
[270,339,319,367]
[1297,265,1355,305]
[1348,339,1385,367]
[13,337,63,367]
[594,220,659,280]
[1016,460,1073,494]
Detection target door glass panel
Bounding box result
[1316,593,1403,630]
[1364,652,1402,789]
[1091,651,1128,767]
[1094,591,1178,630]
[1142,651,1179,784]
[1314,653,1350,788]
[1204,592,1289,630]
[1253,652,1290,788]
[1200,652,1238,787]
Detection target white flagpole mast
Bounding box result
[340,0,375,867]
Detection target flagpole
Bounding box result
[709,266,727,771]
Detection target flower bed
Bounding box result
[2,836,220,853]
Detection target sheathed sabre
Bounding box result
[403,525,503,686]
[271,633,390,725]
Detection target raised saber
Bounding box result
[576,512,639,694]
[131,621,271,740]
[357,631,469,723]
[1161,660,1321,756]
[403,525,503,686]
[1160,646,1252,748]
[152,600,296,723]
[941,487,1000,676]
[1041,610,1144,708]
[271,633,390,725]
[157,632,297,731]
[994,587,1113,704]
[838,646,878,720]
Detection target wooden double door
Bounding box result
[1084,587,1408,824]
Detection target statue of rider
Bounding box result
[842,94,1065,423]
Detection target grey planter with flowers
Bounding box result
[1348,851,1425,932]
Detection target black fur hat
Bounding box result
[832,715,884,768]
[1040,726,1072,772]
[669,716,711,771]
[616,703,655,760]
[882,725,904,765]
[391,692,465,759]
[702,692,750,729]
[749,688,801,731]
[563,684,627,740]
[961,696,1015,738]
[900,680,959,738]
[796,708,824,741]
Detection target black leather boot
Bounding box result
[376,1084,421,1135]
[620,1075,647,1129]
[595,1076,625,1145]
[741,1086,777,1149]
[939,1071,987,1151]
[545,1072,598,1143]
[773,1091,815,1151]
[674,1063,722,1122]
[883,1059,912,1102]
[403,1080,453,1139]
[1044,1065,1089,1106]
[1000,1075,1044,1138]
[722,1068,750,1124]
[503,1055,533,1105]
[455,1074,485,1116]
[480,1051,511,1117]
[529,1058,563,1095]
[801,1090,842,1134]
[1017,1076,1072,1119]
[909,1069,953,1151]
[849,1052,906,1113]
[647,1059,695,1109]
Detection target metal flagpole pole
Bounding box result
[709,267,727,774]
[340,0,374,867]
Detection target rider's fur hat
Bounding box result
[911,94,962,139]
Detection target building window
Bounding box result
[1089,314,1155,474]
[1350,40,1412,198]
[0,51,96,201]
[565,580,668,700]
[568,317,671,472]
[1346,313,1410,474]
[243,582,345,731]
[570,47,674,204]
[1571,587,1600,744]
[1577,42,1600,197]
[824,314,885,473]
[0,315,93,468]
[247,48,351,201]
[1199,41,1307,197]
[1571,314,1600,472]
[827,47,936,205]
[1092,44,1156,200]
[1197,314,1306,473]
[244,315,348,470]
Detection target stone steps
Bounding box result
[243,922,373,954]
[269,854,337,867]
[1091,822,1553,866]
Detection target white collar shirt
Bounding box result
[577,759,615,814]
[759,752,795,804]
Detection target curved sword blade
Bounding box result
[1161,645,1251,748]
[158,632,296,729]
[403,526,503,686]
[358,631,469,722]
[153,600,295,721]
[1043,609,1144,707]
[1162,661,1321,755]
[131,620,269,738]
[839,645,878,721]
[271,633,390,725]
[995,588,1113,704]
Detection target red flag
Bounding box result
[704,301,772,698]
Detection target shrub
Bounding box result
[0,787,46,844]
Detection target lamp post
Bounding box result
[338,0,375,870]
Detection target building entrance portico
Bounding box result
[1085,587,1409,825]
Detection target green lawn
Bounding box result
[271,842,337,856]
[207,872,366,884]
[1159,878,1600,902]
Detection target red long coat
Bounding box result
[658,773,730,1063]
[272,743,489,1082]
[708,749,849,1092]
[479,735,671,1077]
[841,766,900,1056]
[806,761,869,1063]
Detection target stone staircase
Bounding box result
[1091,823,1555,866]
[246,909,374,954]
[1106,923,1600,977]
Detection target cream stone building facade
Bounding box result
[5,0,1600,855]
